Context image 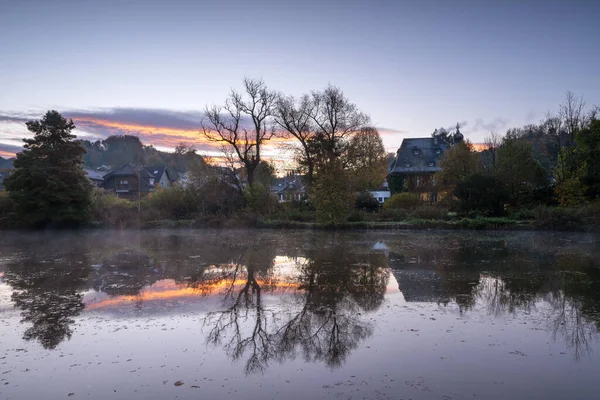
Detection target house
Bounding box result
[145,165,175,189]
[368,180,391,204]
[84,168,105,187]
[388,128,463,202]
[271,175,306,202]
[102,163,157,200]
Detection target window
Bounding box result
[416,176,420,186]
[116,179,130,192]
[428,161,435,167]
[435,148,442,155]
[378,197,383,203]
[149,178,155,186]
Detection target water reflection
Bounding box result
[389,236,600,360]
[204,242,389,373]
[3,250,90,349]
[1,230,599,369]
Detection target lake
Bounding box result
[1,229,599,400]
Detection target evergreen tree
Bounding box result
[4,110,92,227]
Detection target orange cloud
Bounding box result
[471,143,490,152]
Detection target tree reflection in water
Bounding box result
[4,251,90,349]
[388,234,600,361]
[204,240,389,374]
[2,231,600,364]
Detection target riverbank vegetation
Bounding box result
[0,83,598,231]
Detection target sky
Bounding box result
[1,0,599,159]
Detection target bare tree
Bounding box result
[273,94,317,186]
[201,78,277,186]
[309,85,370,164]
[560,91,586,145]
[543,111,566,150]
[483,131,502,173]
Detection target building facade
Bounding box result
[388,137,449,202]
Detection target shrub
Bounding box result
[510,208,536,221]
[270,201,315,222]
[0,191,15,227]
[455,174,508,216]
[533,206,582,231]
[347,210,366,222]
[142,186,200,220]
[554,177,588,206]
[355,192,380,212]
[411,205,449,220]
[243,184,279,215]
[383,192,420,210]
[379,208,410,221]
[532,203,600,231]
[90,188,138,228]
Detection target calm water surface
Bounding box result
[1,229,599,400]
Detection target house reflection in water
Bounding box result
[2,231,600,368]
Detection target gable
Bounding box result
[104,164,137,179]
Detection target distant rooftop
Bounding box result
[389,137,448,174]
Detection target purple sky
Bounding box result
[1,0,599,158]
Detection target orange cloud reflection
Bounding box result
[85,278,300,311]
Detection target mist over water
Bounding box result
[1,229,599,399]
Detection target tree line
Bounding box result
[201,78,388,223]
[429,91,599,217]
[0,82,598,229]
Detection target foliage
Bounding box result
[142,186,201,220]
[243,183,279,215]
[0,191,15,227]
[90,188,137,228]
[345,127,388,191]
[387,174,405,195]
[497,136,547,205]
[248,161,276,187]
[310,164,355,224]
[554,177,588,206]
[4,111,93,227]
[383,192,420,210]
[268,201,315,222]
[435,141,480,193]
[355,192,380,212]
[347,210,366,222]
[455,174,508,216]
[410,205,449,220]
[532,202,600,232]
[576,118,600,198]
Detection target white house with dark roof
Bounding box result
[145,165,175,189]
[368,180,391,204]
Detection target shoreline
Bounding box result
[1,216,596,233]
